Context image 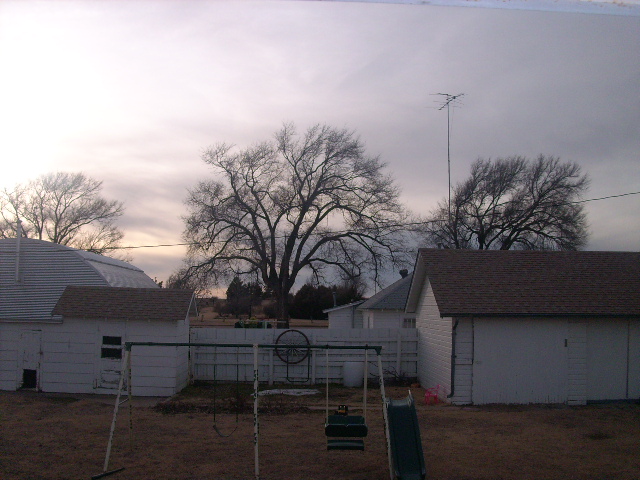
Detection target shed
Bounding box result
[0,238,193,396]
[406,248,640,405]
[52,286,195,396]
[358,271,415,329]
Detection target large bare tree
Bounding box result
[177,123,410,325]
[0,172,127,257]
[422,155,589,250]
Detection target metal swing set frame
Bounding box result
[102,341,394,480]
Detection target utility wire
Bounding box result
[113,190,640,250]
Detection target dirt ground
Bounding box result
[1,384,639,480]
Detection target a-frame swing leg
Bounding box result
[378,352,393,480]
[103,349,130,473]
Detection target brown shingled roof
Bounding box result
[52,286,195,322]
[416,248,640,317]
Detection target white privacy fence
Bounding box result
[189,328,418,385]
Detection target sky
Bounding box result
[0,0,639,290]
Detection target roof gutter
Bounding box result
[440,312,640,319]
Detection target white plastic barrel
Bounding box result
[342,361,364,387]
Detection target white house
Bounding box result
[406,248,640,405]
[358,270,415,329]
[0,237,194,396]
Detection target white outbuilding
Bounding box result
[406,248,640,405]
[0,238,194,396]
[358,270,415,329]
[324,270,415,329]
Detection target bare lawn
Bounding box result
[1,385,639,480]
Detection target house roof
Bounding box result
[53,285,195,322]
[358,273,413,311]
[407,248,640,317]
[0,238,158,322]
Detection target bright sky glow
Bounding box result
[0,0,638,287]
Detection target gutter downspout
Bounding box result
[447,318,459,399]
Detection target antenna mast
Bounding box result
[434,92,464,222]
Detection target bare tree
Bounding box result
[0,172,128,258]
[176,123,410,326]
[422,155,589,250]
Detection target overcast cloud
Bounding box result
[0,1,638,289]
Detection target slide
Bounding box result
[386,393,426,480]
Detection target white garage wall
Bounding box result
[472,318,569,404]
[415,279,453,397]
[629,321,640,399]
[586,319,639,401]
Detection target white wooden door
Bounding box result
[472,319,569,404]
[586,320,629,401]
[19,330,42,389]
[95,323,126,390]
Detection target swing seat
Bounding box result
[325,415,368,437]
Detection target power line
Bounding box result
[113,190,640,250]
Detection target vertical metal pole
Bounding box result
[378,352,393,480]
[253,344,260,480]
[325,348,329,421]
[103,349,129,472]
[128,347,133,450]
[447,99,451,223]
[363,349,368,424]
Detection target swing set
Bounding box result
[101,340,395,480]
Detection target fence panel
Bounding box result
[189,328,418,385]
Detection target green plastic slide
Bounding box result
[386,393,426,480]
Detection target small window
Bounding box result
[101,348,122,359]
[101,336,122,359]
[403,318,416,329]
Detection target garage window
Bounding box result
[101,336,122,359]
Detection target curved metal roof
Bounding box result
[0,238,158,323]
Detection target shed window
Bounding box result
[101,336,122,359]
[402,318,416,328]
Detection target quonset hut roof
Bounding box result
[0,238,158,323]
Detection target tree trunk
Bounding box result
[275,293,290,329]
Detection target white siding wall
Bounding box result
[0,318,189,397]
[472,318,569,404]
[365,310,405,329]
[43,320,97,393]
[415,279,453,399]
[0,326,21,390]
[328,308,356,329]
[629,320,640,398]
[123,318,189,397]
[586,318,640,401]
[567,319,587,405]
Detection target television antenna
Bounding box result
[433,92,464,221]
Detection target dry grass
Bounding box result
[1,386,639,480]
